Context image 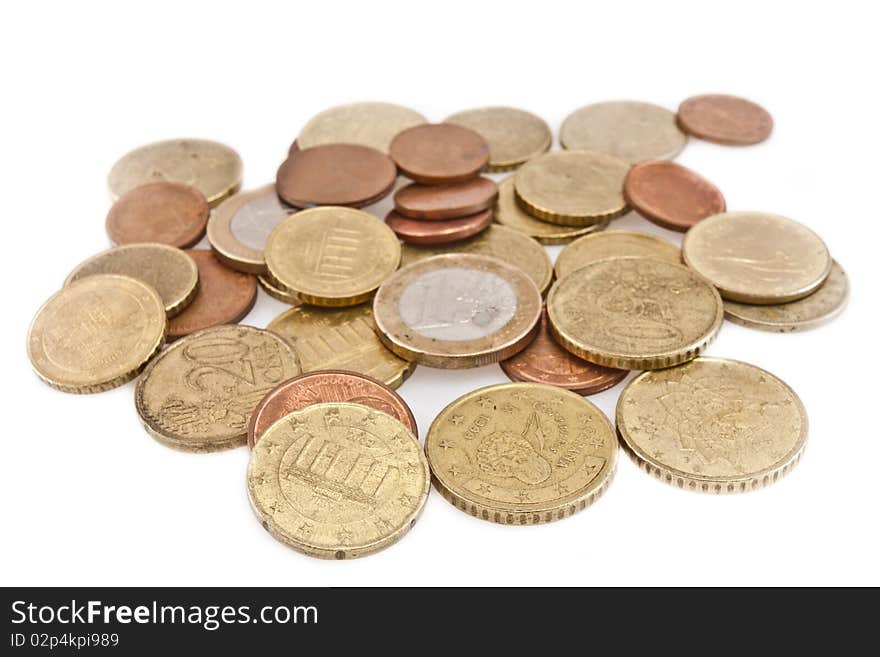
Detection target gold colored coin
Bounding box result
[64,243,199,318]
[399,225,553,295]
[266,304,415,389]
[682,211,832,304]
[28,274,166,394]
[554,229,681,279]
[265,207,401,307]
[616,357,807,493]
[514,151,630,226]
[444,106,551,171]
[425,382,616,524]
[247,401,429,559]
[258,275,301,305]
[135,325,301,452]
[108,139,243,207]
[547,257,723,369]
[297,102,427,153]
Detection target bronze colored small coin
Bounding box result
[247,370,417,448]
[296,102,427,153]
[258,275,301,305]
[64,243,199,318]
[106,182,209,248]
[500,310,627,395]
[514,151,630,226]
[444,106,551,171]
[135,325,301,452]
[678,94,773,145]
[389,123,489,184]
[554,229,681,280]
[373,254,542,369]
[624,160,726,232]
[28,274,166,394]
[166,250,257,340]
[386,209,492,246]
[682,211,832,304]
[394,177,498,220]
[616,357,807,493]
[276,144,397,208]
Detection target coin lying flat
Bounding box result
[616,357,807,493]
[444,106,551,171]
[296,102,427,153]
[554,230,680,280]
[677,94,773,145]
[560,101,687,163]
[425,382,616,524]
[394,178,498,220]
[247,402,429,559]
[386,209,492,245]
[682,211,832,304]
[135,325,301,452]
[390,124,489,184]
[106,182,209,248]
[64,243,199,318]
[258,275,301,305]
[373,254,542,368]
[28,274,166,394]
[108,139,243,207]
[548,257,723,370]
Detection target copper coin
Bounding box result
[500,309,628,395]
[389,124,489,184]
[246,370,417,448]
[166,249,257,340]
[275,144,397,208]
[385,209,492,245]
[106,182,209,248]
[394,177,498,220]
[624,160,726,232]
[677,94,773,145]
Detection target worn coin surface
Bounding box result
[548,257,723,370]
[28,274,166,394]
[258,276,301,305]
[373,254,542,368]
[683,211,831,304]
[64,243,199,318]
[425,382,616,524]
[616,357,807,493]
[296,102,427,153]
[108,139,243,207]
[554,229,680,280]
[136,325,301,452]
[386,209,492,246]
[560,101,687,163]
[444,106,551,171]
[106,182,209,248]
[677,94,773,145]
[390,124,489,184]
[247,402,429,559]
[394,178,498,220]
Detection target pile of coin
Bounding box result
[27,94,847,559]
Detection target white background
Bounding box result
[2,1,877,587]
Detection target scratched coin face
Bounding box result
[554,229,681,280]
[425,382,616,524]
[616,357,807,493]
[247,402,430,559]
[296,102,427,153]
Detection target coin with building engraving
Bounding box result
[444,106,551,171]
[554,230,680,280]
[296,102,427,153]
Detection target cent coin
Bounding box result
[444,106,551,171]
[677,94,773,145]
[296,102,427,153]
[554,229,680,280]
[394,177,498,220]
[390,124,489,184]
[385,208,492,246]
[258,275,301,305]
[106,182,209,248]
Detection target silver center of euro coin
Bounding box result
[230,193,293,250]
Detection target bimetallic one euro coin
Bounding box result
[247,402,429,559]
[677,94,773,145]
[390,124,489,184]
[258,276,301,305]
[616,357,807,493]
[444,106,552,171]
[394,178,498,220]
[425,382,617,524]
[296,102,427,153]
[28,274,166,394]
[554,230,681,280]
[548,257,723,370]
[385,209,492,246]
[683,212,832,304]
[106,182,209,248]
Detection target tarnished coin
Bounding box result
[247,402,429,559]
[266,304,415,389]
[683,212,832,304]
[547,257,723,370]
[554,230,680,280]
[247,371,417,448]
[444,106,551,171]
[678,94,773,145]
[724,259,848,332]
[296,102,427,153]
[64,243,199,318]
[258,276,301,305]
[394,177,498,220]
[560,101,687,163]
[264,207,401,307]
[624,160,726,232]
[207,184,295,274]
[373,254,542,369]
[28,275,165,394]
[390,124,489,184]
[108,139,243,207]
[425,382,616,524]
[135,325,301,452]
[616,357,807,493]
[386,209,492,246]
[514,151,630,226]
[106,182,209,248]
[166,250,257,340]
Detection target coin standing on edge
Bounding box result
[106,182,209,248]
[296,102,427,153]
[444,106,552,171]
[554,230,681,280]
[390,124,489,184]
[394,178,498,220]
[677,94,773,145]
[386,209,492,246]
